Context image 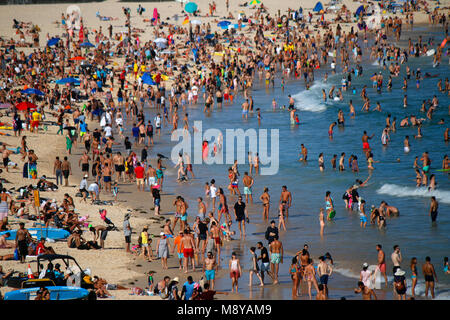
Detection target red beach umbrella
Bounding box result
[15,101,37,111]
[70,56,85,61]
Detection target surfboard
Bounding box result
[4,286,89,300]
[0,228,70,240]
[426,49,435,56]
[0,126,13,130]
[436,168,450,172]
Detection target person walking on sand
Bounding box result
[181,229,196,273]
[61,156,72,187]
[156,232,171,270]
[260,187,270,221]
[269,237,283,284]
[304,258,320,300]
[248,247,264,287]
[229,252,242,293]
[203,251,218,290]
[422,256,438,299]
[242,172,254,204]
[279,186,292,219]
[233,196,248,239]
[123,212,132,253]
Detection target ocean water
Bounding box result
[124,26,449,299]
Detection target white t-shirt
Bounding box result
[104,126,112,137]
[210,185,217,198]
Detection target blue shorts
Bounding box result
[320,274,329,285]
[205,269,216,280]
[180,214,187,221]
[154,198,160,207]
[360,215,368,223]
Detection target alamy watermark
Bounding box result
[170,121,279,175]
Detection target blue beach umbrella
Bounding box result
[355,5,364,16]
[21,88,45,96]
[80,41,95,48]
[56,77,80,85]
[141,73,156,85]
[313,2,324,12]
[185,2,198,14]
[217,20,231,28]
[47,37,60,47]
[205,34,214,40]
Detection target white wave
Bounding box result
[377,184,450,204]
[292,81,330,113]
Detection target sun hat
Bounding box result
[173,277,179,282]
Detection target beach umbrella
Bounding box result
[141,73,156,85]
[21,88,45,96]
[79,41,95,48]
[56,77,80,85]
[191,19,202,25]
[355,5,364,16]
[153,8,159,25]
[47,37,60,47]
[229,24,246,29]
[15,101,37,111]
[70,56,85,61]
[249,0,261,5]
[217,20,231,28]
[313,2,324,12]
[185,2,198,14]
[205,34,215,40]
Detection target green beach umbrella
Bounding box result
[185,2,198,14]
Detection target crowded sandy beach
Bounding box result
[0,0,449,301]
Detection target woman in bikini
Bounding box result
[260,187,270,222]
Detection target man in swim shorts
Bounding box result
[203,251,217,289]
[269,237,283,284]
[242,172,254,204]
[376,244,388,287]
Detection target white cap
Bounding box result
[363,262,369,268]
[395,269,406,276]
[160,232,165,236]
[84,174,88,178]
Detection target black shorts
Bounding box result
[199,233,207,241]
[217,97,223,103]
[3,158,9,167]
[62,170,70,179]
[105,147,112,154]
[236,215,245,222]
[100,230,108,241]
[140,133,145,138]
[125,235,131,243]
[82,163,89,172]
[117,165,125,172]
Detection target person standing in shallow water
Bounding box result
[429,196,438,223]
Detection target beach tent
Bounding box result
[355,5,365,16]
[313,2,324,12]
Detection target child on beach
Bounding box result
[112,182,119,201]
